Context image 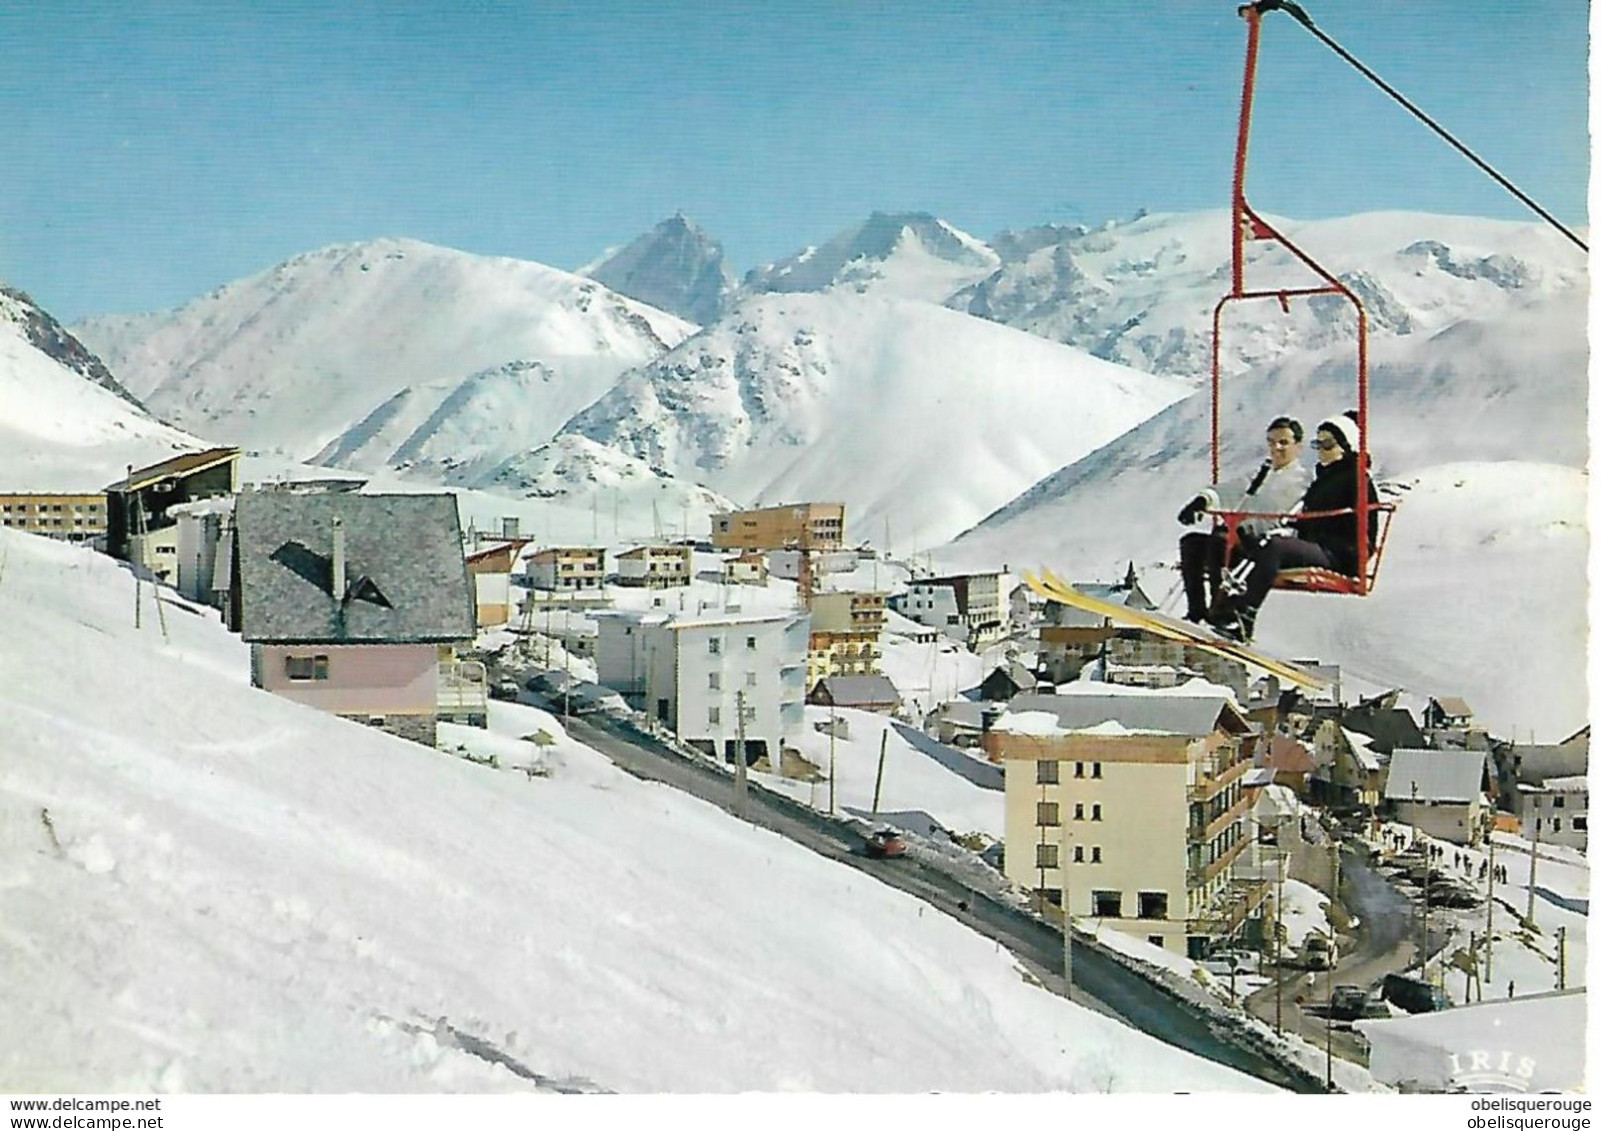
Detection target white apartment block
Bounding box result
[1522,775,1588,851]
[527,547,606,592]
[890,571,1007,649]
[596,610,810,764]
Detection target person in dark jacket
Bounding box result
[1208,411,1379,642]
[1175,416,1307,622]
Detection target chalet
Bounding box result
[105,447,241,584]
[1493,726,1587,826]
[723,550,768,586]
[1520,775,1588,851]
[230,490,479,746]
[1384,748,1489,845]
[978,660,1037,702]
[465,541,529,627]
[808,673,901,715]
[1259,733,1315,795]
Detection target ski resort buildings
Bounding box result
[0,492,107,543]
[988,687,1265,957]
[889,571,1007,650]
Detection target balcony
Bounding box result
[1186,834,1249,887]
[1186,877,1271,937]
[1186,749,1249,803]
[1187,791,1252,844]
[438,659,488,727]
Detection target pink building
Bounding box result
[230,488,477,746]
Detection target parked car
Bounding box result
[1329,984,1370,1020]
[1302,933,1337,971]
[1199,950,1261,976]
[1383,973,1451,1014]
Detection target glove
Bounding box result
[1177,496,1207,525]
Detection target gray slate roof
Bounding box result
[235,490,475,644]
[1384,748,1487,803]
[814,674,901,705]
[1005,692,1243,737]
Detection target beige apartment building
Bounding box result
[0,493,108,542]
[806,590,886,686]
[987,688,1265,957]
[527,546,606,593]
[711,502,845,552]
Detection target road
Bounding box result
[566,711,1327,1093]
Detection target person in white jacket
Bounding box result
[1176,416,1309,622]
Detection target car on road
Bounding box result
[864,828,907,859]
[1302,933,1337,971]
[1382,973,1451,1014]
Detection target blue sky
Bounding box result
[0,1,1589,321]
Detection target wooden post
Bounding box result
[1485,811,1496,985]
[733,690,748,817]
[827,704,836,816]
[1526,813,1542,926]
[871,728,888,816]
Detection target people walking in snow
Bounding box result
[1209,411,1380,642]
[1175,415,1308,623]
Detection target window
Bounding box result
[1036,760,1059,784]
[1073,803,1084,821]
[1138,891,1169,919]
[1574,816,1587,832]
[745,671,757,687]
[1552,819,1562,833]
[708,672,721,690]
[284,654,329,681]
[1035,844,1059,869]
[1074,761,1085,779]
[1553,795,1566,809]
[1091,803,1102,822]
[1092,762,1103,779]
[708,706,721,726]
[1148,936,1165,949]
[1036,802,1060,827]
[1090,846,1102,864]
[708,637,722,655]
[1073,845,1084,864]
[1092,890,1122,917]
[746,636,757,650]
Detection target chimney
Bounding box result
[501,516,520,540]
[332,515,346,600]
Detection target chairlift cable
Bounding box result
[1253,1,1587,252]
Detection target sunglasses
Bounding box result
[1310,438,1343,451]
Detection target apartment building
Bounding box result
[0,493,108,542]
[614,544,692,588]
[527,546,606,593]
[596,609,810,764]
[889,571,1006,650]
[711,502,845,552]
[987,687,1264,957]
[806,590,887,686]
[105,447,241,584]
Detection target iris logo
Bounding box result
[1449,1048,1537,1092]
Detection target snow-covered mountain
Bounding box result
[72,238,697,462]
[0,527,1265,1093]
[0,286,209,491]
[955,210,1588,380]
[738,211,1001,304]
[481,433,735,515]
[579,213,732,326]
[557,291,1190,549]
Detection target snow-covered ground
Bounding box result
[0,527,1269,1092]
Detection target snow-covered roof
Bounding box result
[999,689,1244,739]
[1384,747,1486,803]
[812,674,900,706]
[1539,774,1589,792]
[1341,726,1383,772]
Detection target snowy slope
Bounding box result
[957,210,1588,380]
[559,291,1190,548]
[0,287,212,491]
[0,528,1266,1093]
[739,211,1001,304]
[72,238,696,461]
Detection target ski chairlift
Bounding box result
[1207,1,1398,597]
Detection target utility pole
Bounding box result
[827,704,837,816]
[1526,813,1542,926]
[1485,810,1497,986]
[1411,781,1430,984]
[1274,818,1286,1035]
[1557,925,1567,989]
[733,690,748,817]
[1325,968,1334,1091]
[1060,820,1073,1003]
[128,465,141,629]
[871,728,888,816]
